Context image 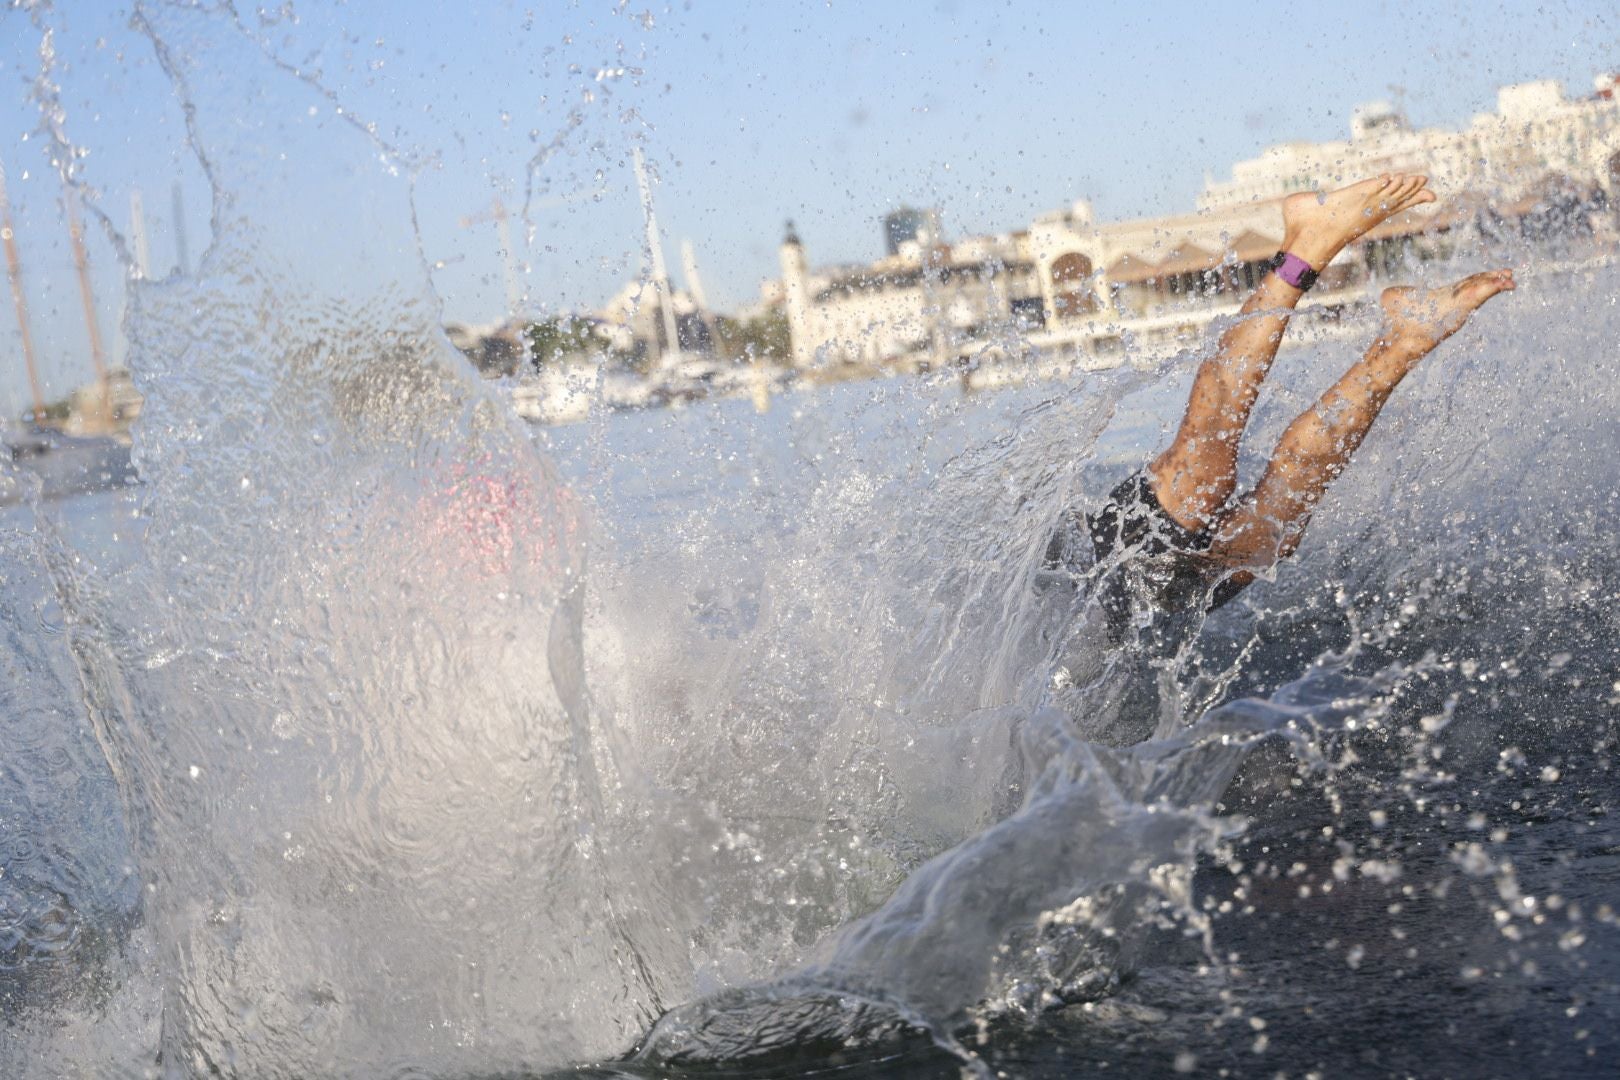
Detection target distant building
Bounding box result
[596,277,712,366]
[445,319,527,377]
[1199,78,1620,212]
[1028,197,1292,342]
[57,368,142,440]
[763,73,1620,374]
[882,206,942,257]
[1020,74,1620,362]
[777,219,1040,371]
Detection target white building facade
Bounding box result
[1199,78,1620,212]
[770,74,1620,372]
[777,221,1041,371]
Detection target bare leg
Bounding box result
[1210,269,1517,574]
[1148,174,1437,531]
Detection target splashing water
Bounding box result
[7,4,660,1074]
[4,5,1620,1079]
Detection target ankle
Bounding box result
[1280,230,1339,272]
[1365,339,1423,380]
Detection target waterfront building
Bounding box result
[445,318,528,377]
[1198,78,1620,211]
[768,73,1620,379]
[1023,75,1620,363]
[60,368,142,439]
[1026,198,1301,364]
[775,218,1041,372]
[882,206,942,257]
[589,275,731,365]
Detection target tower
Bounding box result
[778,220,814,369]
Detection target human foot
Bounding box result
[1281,174,1437,270]
[1376,269,1516,355]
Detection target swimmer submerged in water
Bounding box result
[1050,174,1517,643]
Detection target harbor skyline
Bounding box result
[1,1,1617,416]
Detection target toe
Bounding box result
[1383,178,1417,209]
[1394,188,1436,213]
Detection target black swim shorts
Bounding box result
[1046,471,1247,643]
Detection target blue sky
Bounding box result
[1,0,1616,414]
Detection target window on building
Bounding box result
[1050,252,1099,319]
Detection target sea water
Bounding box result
[3,4,1620,1078]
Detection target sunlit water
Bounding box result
[4,5,1620,1079]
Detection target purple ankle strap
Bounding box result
[1269,251,1319,291]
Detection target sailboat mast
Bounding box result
[130,189,151,280]
[171,180,189,275]
[65,184,108,383]
[0,159,46,422]
[633,145,681,368]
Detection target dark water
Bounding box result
[528,317,1620,1077]
[6,276,1620,1076]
